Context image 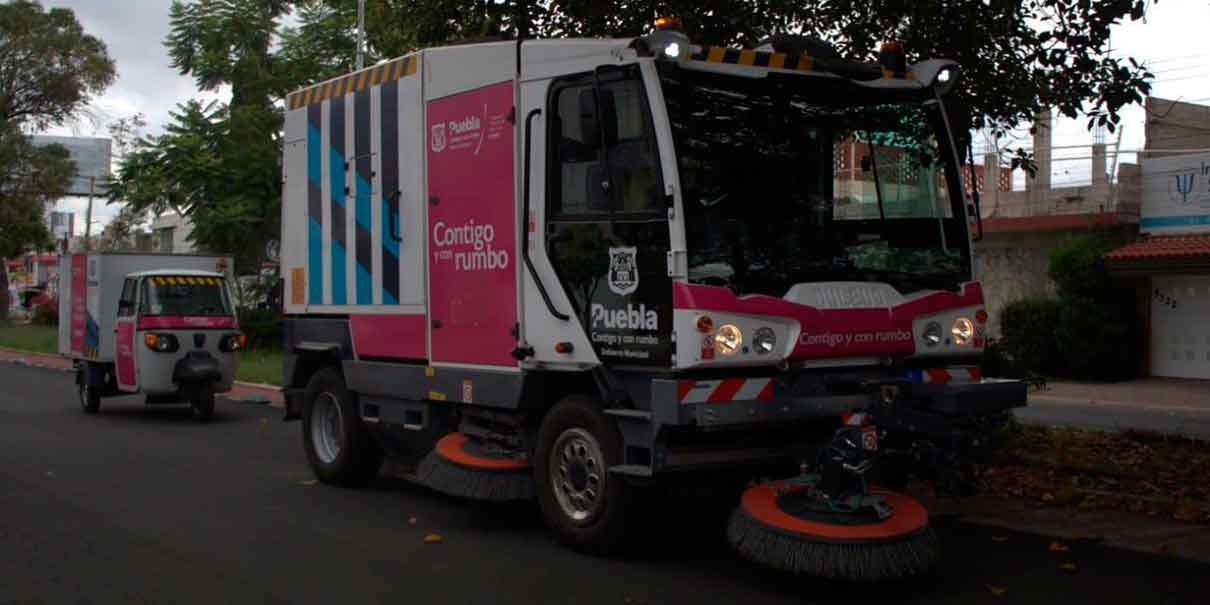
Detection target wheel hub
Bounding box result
[311,392,344,464]
[551,428,605,524]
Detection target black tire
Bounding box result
[301,367,383,487]
[78,379,100,414]
[191,384,216,421]
[534,395,632,555]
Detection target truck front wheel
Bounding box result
[302,367,382,487]
[534,395,632,555]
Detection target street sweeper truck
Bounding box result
[278,21,1026,581]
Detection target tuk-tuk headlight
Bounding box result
[144,333,179,353]
[219,333,246,352]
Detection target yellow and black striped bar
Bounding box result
[688,45,910,80]
[287,54,420,111]
[690,45,817,72]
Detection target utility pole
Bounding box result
[356,0,365,70]
[83,176,95,251]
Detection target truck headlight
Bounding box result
[923,321,942,347]
[951,317,974,345]
[753,327,776,355]
[715,324,742,356]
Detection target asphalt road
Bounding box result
[2,363,1208,604]
[1019,397,1210,440]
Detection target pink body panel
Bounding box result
[137,316,237,330]
[350,314,426,360]
[674,281,984,359]
[425,81,518,367]
[70,254,86,355]
[115,319,136,389]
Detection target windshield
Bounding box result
[140,276,232,316]
[660,65,970,296]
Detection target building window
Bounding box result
[156,227,175,253]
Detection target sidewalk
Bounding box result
[1021,378,1210,439]
[0,346,283,406]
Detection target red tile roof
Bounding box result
[981,212,1131,233]
[1105,233,1210,261]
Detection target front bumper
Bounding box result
[615,373,1027,476]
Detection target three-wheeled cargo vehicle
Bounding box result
[278,22,1026,580]
[58,253,243,420]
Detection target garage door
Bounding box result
[1151,275,1210,379]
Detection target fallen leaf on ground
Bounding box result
[1041,492,1055,502]
[423,533,442,544]
[987,585,1008,596]
[407,517,417,525]
[298,479,318,486]
[1048,541,1070,552]
[991,535,1009,542]
[1059,562,1078,573]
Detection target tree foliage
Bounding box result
[323,0,1152,165]
[0,0,116,129]
[0,1,113,318]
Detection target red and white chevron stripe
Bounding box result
[678,378,774,404]
[922,367,982,384]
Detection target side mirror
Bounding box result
[578,87,619,149]
[578,88,601,148]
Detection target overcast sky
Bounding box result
[37,0,1210,232]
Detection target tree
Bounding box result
[0,0,114,318]
[0,1,116,129]
[337,0,1152,169]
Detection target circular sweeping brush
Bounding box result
[727,482,939,581]
[416,432,535,502]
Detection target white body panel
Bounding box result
[57,253,233,362]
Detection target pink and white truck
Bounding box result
[58,253,241,420]
[278,25,1026,577]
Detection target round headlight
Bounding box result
[923,321,942,347]
[753,327,776,355]
[664,41,681,58]
[952,317,974,345]
[715,324,742,356]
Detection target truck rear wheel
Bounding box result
[534,395,632,555]
[302,367,383,487]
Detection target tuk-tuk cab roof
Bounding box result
[129,269,226,279]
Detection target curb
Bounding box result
[0,346,283,406]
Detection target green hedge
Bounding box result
[997,298,1062,376]
[238,308,283,351]
[993,234,1141,381]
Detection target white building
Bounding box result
[148,210,197,254]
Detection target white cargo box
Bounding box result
[57,253,234,362]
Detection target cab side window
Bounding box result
[550,67,662,217]
[117,278,137,317]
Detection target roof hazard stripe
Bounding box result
[287,55,419,111]
[690,46,815,72]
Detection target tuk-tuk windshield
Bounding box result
[139,276,232,316]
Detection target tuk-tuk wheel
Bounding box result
[78,382,100,414]
[191,384,215,421]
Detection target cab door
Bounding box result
[544,65,673,365]
[114,277,139,392]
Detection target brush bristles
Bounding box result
[417,451,535,502]
[726,507,940,581]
